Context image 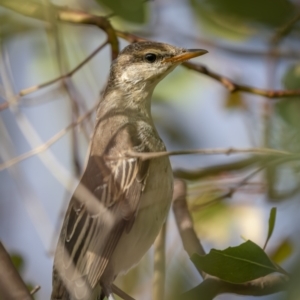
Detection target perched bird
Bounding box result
[51,41,207,300]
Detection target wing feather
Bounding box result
[53,124,149,299]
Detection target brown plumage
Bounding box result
[51,41,207,300]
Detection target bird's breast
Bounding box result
[108,156,173,277]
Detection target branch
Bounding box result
[111,284,135,300]
[0,104,96,172]
[182,274,289,300]
[183,62,300,98]
[172,178,206,278]
[0,40,108,111]
[190,166,265,210]
[271,12,300,45]
[0,242,33,300]
[173,156,261,180]
[125,147,290,161]
[30,285,41,295]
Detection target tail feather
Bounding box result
[51,269,103,300]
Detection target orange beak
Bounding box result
[164,49,208,63]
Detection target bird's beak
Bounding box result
[164,49,208,63]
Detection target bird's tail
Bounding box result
[51,269,103,300]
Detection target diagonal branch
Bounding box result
[0,41,108,111]
[0,104,96,172]
[172,178,206,279]
[0,242,33,300]
[183,62,300,98]
[126,148,290,160]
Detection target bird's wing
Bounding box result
[53,124,149,299]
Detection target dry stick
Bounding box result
[189,153,300,210]
[126,147,290,161]
[0,242,33,300]
[0,105,96,172]
[153,222,167,300]
[30,285,41,295]
[0,41,108,111]
[111,284,135,300]
[20,41,108,97]
[183,62,300,98]
[191,166,265,210]
[173,156,260,180]
[0,144,293,173]
[172,179,206,279]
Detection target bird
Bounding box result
[51,41,207,300]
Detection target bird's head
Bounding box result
[109,41,208,91]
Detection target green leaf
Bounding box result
[95,0,146,23]
[263,207,277,250]
[191,240,280,283]
[270,239,293,263]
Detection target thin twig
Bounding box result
[125,148,290,161]
[173,156,260,180]
[112,284,135,300]
[30,285,41,295]
[0,104,96,172]
[191,166,265,210]
[271,12,300,45]
[183,62,300,98]
[20,41,108,97]
[0,41,108,111]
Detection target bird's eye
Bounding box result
[144,53,157,63]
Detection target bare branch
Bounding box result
[0,41,108,111]
[173,156,260,180]
[183,62,300,98]
[182,274,289,300]
[112,284,135,300]
[30,285,41,295]
[172,178,206,279]
[191,166,265,210]
[0,105,96,172]
[0,242,33,300]
[125,147,290,161]
[271,12,300,45]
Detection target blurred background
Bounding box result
[1,0,300,299]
